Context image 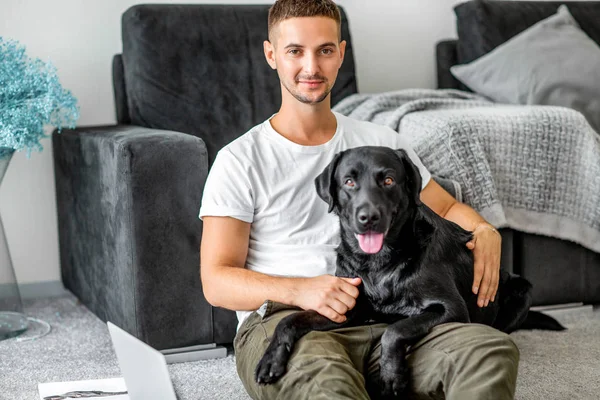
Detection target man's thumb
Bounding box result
[342,277,362,285]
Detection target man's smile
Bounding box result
[299,80,324,87]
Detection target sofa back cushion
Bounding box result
[121,4,358,165]
[454,0,600,64]
[450,5,600,134]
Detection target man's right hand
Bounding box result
[291,275,362,323]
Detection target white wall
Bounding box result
[0,0,463,285]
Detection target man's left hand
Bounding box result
[466,223,502,308]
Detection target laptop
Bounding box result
[107,321,179,400]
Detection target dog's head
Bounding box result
[315,146,423,254]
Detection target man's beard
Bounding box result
[283,77,333,105]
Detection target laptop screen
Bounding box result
[107,322,178,400]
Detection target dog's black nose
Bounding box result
[357,207,380,227]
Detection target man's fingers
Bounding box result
[340,277,361,299]
[472,262,484,295]
[340,277,362,286]
[328,299,350,316]
[468,228,501,306]
[335,291,357,311]
[478,265,493,307]
[323,305,346,323]
[487,283,497,304]
[326,310,345,323]
[482,260,500,305]
[489,268,500,303]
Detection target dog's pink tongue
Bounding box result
[357,231,384,254]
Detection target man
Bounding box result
[199,1,518,399]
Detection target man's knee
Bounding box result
[238,354,370,400]
[497,330,520,363]
[280,331,370,399]
[435,323,520,368]
[462,323,520,364]
[439,323,520,399]
[407,323,520,400]
[236,329,371,400]
[283,355,370,399]
[422,322,518,353]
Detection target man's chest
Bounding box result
[250,164,339,244]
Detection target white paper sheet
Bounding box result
[38,377,129,399]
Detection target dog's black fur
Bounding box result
[255,146,565,398]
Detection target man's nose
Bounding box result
[304,54,320,75]
[357,205,380,228]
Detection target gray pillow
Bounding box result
[450,5,600,134]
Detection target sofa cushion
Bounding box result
[121,4,358,165]
[454,0,600,64]
[450,5,600,134]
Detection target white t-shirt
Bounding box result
[199,111,431,330]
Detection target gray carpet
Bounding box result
[1,292,599,400]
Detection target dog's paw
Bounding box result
[254,343,291,385]
[380,365,410,399]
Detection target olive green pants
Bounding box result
[234,301,519,400]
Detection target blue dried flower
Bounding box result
[0,37,79,157]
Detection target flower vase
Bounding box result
[0,147,28,340]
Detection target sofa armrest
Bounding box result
[53,124,236,349]
[436,39,471,93]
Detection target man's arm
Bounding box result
[420,179,488,231]
[420,179,502,307]
[200,215,289,310]
[200,216,361,323]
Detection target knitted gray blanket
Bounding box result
[333,89,600,254]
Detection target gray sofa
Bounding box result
[436,0,600,306]
[53,2,599,351]
[53,4,358,350]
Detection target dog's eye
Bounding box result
[344,179,355,187]
[384,177,395,186]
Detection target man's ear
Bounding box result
[394,148,423,206]
[338,40,346,69]
[315,152,344,213]
[264,40,276,70]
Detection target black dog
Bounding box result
[255,146,565,398]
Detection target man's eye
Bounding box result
[344,179,355,187]
[384,177,394,186]
[321,48,333,55]
[288,49,300,55]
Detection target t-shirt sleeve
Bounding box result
[395,133,432,190]
[199,148,254,223]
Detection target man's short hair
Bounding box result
[268,0,342,44]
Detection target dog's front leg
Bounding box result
[255,307,365,385]
[379,304,468,399]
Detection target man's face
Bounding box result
[264,16,346,105]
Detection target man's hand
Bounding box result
[291,275,362,323]
[467,223,502,308]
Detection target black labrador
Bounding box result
[255,146,565,398]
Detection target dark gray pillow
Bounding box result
[453,0,600,64]
[450,5,600,134]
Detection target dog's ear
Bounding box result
[394,148,423,206]
[315,152,344,213]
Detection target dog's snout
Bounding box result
[357,206,380,228]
